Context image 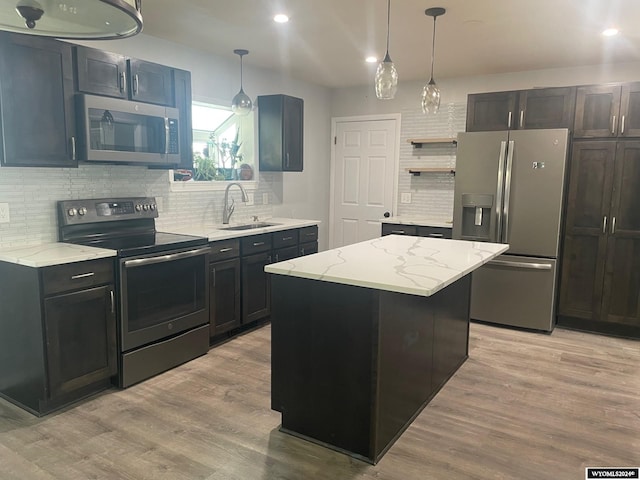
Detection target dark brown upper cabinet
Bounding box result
[466,87,576,132]
[172,68,194,170]
[74,46,174,106]
[258,94,304,172]
[0,32,77,167]
[574,83,640,138]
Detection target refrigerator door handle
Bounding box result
[487,259,553,270]
[502,140,515,243]
[495,140,508,242]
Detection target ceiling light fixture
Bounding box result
[1,0,142,39]
[274,13,289,23]
[602,27,619,36]
[421,7,446,114]
[374,0,398,100]
[231,49,252,116]
[366,56,378,63]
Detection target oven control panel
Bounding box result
[58,197,159,225]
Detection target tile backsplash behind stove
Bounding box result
[397,102,465,222]
[0,166,274,249]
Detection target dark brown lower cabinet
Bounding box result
[209,258,241,337]
[241,251,272,324]
[0,258,116,416]
[559,140,640,337]
[381,223,452,239]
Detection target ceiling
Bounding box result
[141,0,640,89]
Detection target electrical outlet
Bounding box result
[246,193,254,206]
[0,203,9,224]
[262,193,269,205]
[400,193,412,204]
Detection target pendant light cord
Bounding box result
[430,15,437,81]
[385,0,391,55]
[240,55,244,91]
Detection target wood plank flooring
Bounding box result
[0,322,638,479]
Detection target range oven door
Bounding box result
[119,246,209,352]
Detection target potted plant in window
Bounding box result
[212,130,243,180]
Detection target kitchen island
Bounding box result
[266,235,508,464]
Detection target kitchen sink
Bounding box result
[220,222,280,231]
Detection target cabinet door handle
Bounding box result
[218,247,233,253]
[391,230,405,234]
[507,111,513,129]
[519,110,524,128]
[602,215,607,234]
[110,290,115,314]
[71,272,94,280]
[275,253,279,262]
[211,267,216,287]
[70,136,76,161]
[611,216,616,235]
[300,248,305,255]
[120,71,126,93]
[286,153,290,168]
[133,74,139,95]
[621,115,626,135]
[611,115,617,135]
[305,233,315,237]
[253,242,265,247]
[267,255,272,263]
[281,236,293,241]
[428,233,444,238]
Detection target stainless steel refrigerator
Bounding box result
[452,129,569,331]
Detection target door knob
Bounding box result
[383,211,391,218]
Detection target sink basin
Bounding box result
[220,222,280,231]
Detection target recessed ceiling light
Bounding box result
[365,56,378,63]
[274,14,289,23]
[602,28,619,36]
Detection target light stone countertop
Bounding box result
[0,218,320,267]
[0,243,117,268]
[265,235,508,297]
[162,217,320,242]
[381,216,453,229]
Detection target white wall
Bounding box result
[0,34,332,250]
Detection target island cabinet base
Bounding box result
[270,273,471,464]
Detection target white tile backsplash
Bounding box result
[397,102,465,222]
[0,164,275,249]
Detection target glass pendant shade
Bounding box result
[375,52,398,100]
[422,7,445,114]
[231,49,252,116]
[421,78,441,113]
[375,0,397,100]
[0,0,142,39]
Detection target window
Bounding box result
[173,101,256,184]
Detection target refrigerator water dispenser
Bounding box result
[461,194,493,240]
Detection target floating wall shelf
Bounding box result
[406,167,456,176]
[408,138,457,148]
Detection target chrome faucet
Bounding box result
[222,182,249,224]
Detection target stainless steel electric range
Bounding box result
[58,197,210,388]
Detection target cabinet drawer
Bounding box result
[417,226,452,239]
[381,224,418,236]
[299,242,318,256]
[241,233,273,256]
[273,229,299,249]
[298,225,318,243]
[42,258,114,296]
[274,246,299,263]
[210,238,240,262]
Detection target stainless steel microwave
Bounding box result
[76,94,180,165]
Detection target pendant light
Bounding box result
[1,0,142,39]
[231,49,253,116]
[374,0,398,100]
[421,7,446,114]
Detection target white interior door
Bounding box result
[331,117,399,248]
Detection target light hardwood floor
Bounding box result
[0,322,638,479]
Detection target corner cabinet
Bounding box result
[558,140,640,337]
[0,32,77,167]
[258,94,304,171]
[574,83,640,138]
[466,87,576,132]
[0,258,117,416]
